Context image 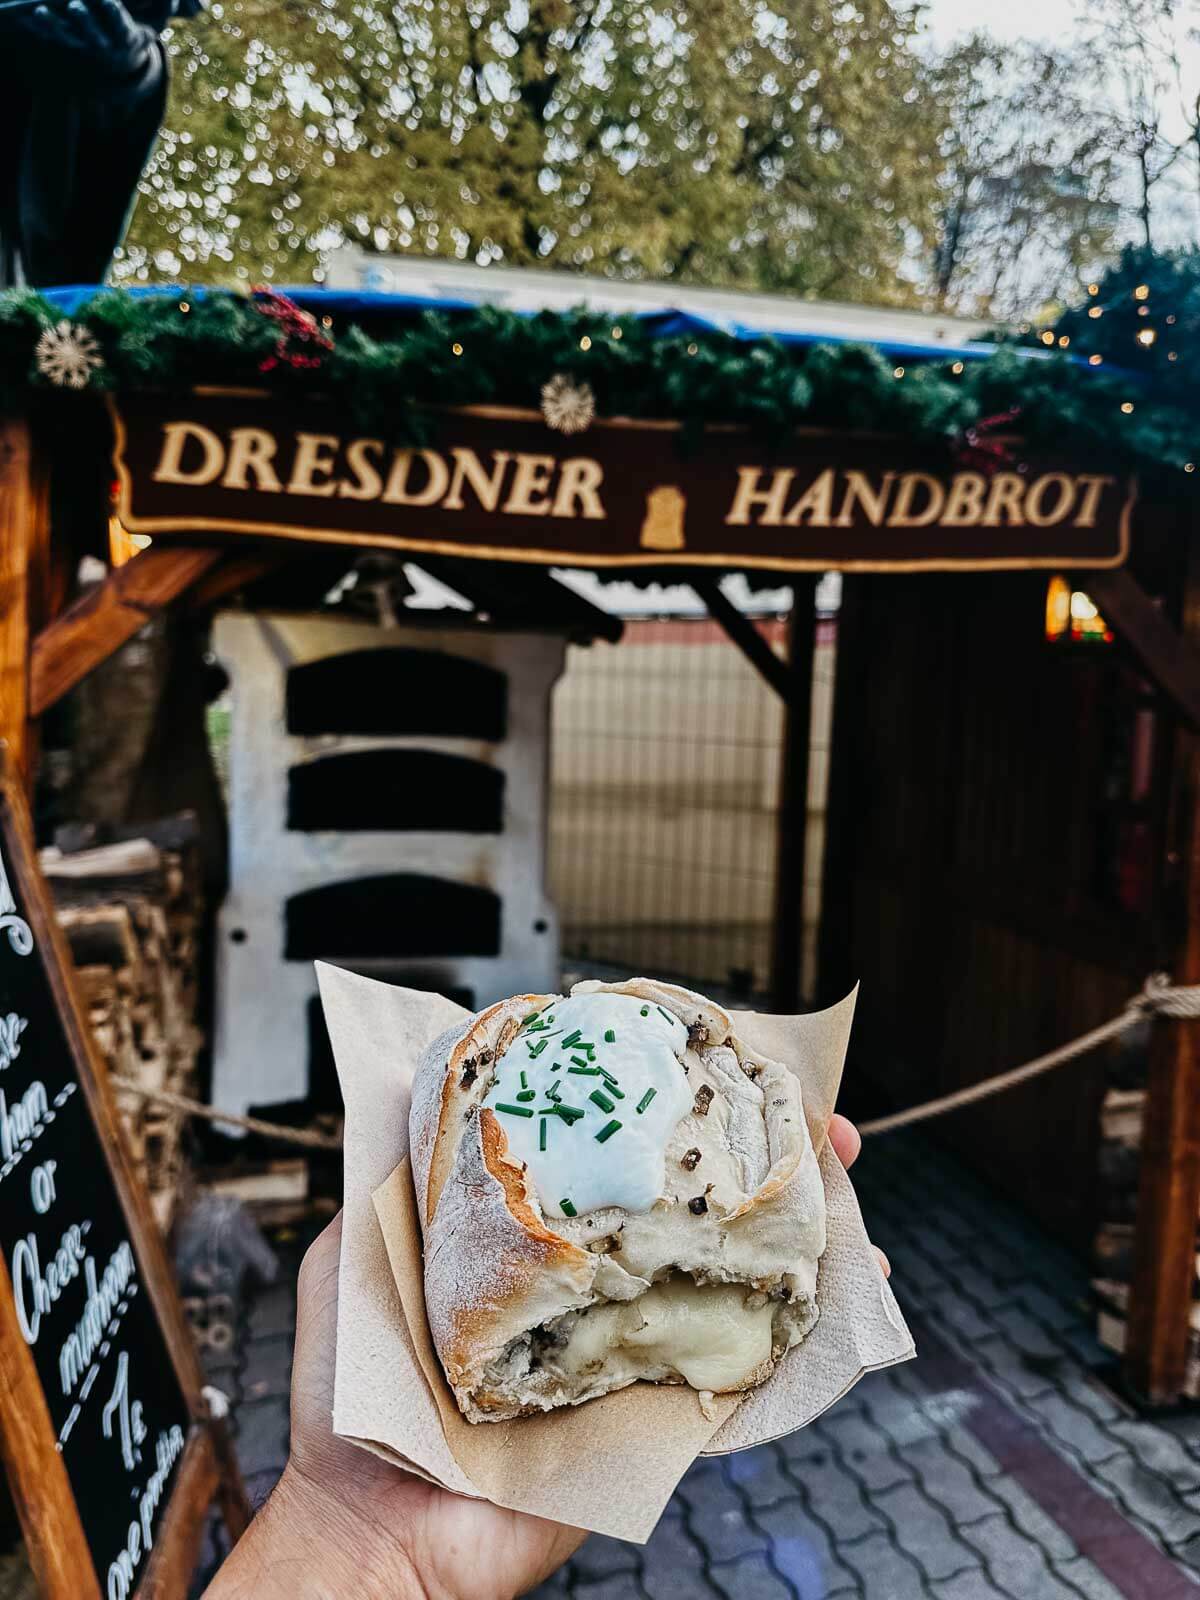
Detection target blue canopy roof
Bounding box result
[39,282,1048,368]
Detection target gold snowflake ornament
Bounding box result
[35,321,104,390]
[541,373,595,434]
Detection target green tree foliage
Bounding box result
[119,0,944,301]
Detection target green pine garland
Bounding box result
[1,257,1196,473]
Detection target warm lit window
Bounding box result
[1045,575,1113,644]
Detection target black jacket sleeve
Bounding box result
[14,32,167,286]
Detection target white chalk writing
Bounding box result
[58,1241,137,1397]
[105,1425,185,1600]
[0,1080,48,1162]
[12,1222,88,1344]
[0,1012,27,1070]
[102,1352,146,1472]
[0,844,31,957]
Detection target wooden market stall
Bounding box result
[2,262,1199,1423]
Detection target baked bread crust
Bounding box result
[410,978,827,1422]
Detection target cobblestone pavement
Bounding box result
[191,1135,1200,1599]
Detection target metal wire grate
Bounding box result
[549,616,791,1001]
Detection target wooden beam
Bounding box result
[1126,721,1200,1402]
[770,580,817,1011]
[0,1239,102,1599]
[0,767,251,1580]
[1087,568,1200,730]
[1123,539,1200,1402]
[29,545,222,717]
[0,418,48,778]
[694,577,793,703]
[422,556,625,644]
[184,551,280,613]
[140,1429,227,1597]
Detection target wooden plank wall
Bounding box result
[823,570,1160,1251]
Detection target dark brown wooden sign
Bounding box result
[112,392,1134,573]
[0,771,247,1598]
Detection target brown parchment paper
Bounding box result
[318,961,914,1544]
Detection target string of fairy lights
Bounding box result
[1024,265,1200,467]
[0,252,1195,475]
[1038,281,1176,366]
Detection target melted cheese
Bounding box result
[548,1279,775,1393]
[483,992,692,1219]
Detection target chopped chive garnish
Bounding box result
[607,1083,625,1100]
[640,1006,649,1016]
[521,1012,539,1024]
[568,1064,601,1075]
[548,1082,563,1103]
[495,1103,534,1118]
[516,1089,536,1102]
[604,1028,616,1043]
[560,1198,577,1217]
[656,1006,675,1026]
[595,1119,622,1143]
[552,1104,585,1124]
[570,1055,594,1069]
[636,1088,656,1114]
[551,1061,563,1071]
[539,1119,548,1151]
[519,1070,528,1089]
[582,1043,596,1059]
[561,1030,583,1049]
[527,1038,550,1059]
[589,1089,615,1113]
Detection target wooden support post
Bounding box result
[1080,563,1200,1399]
[696,576,817,1010]
[770,580,818,1012]
[1126,728,1200,1401]
[0,418,49,779]
[0,1242,101,1597]
[1126,737,1200,1401]
[30,544,222,717]
[139,1430,224,1599]
[816,576,863,1007]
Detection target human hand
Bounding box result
[14,0,153,77]
[205,1211,584,1600]
[827,1112,890,1278]
[206,1112,885,1600]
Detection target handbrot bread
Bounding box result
[409,977,827,1422]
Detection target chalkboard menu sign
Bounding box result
[0,774,247,1599]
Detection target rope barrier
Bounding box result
[108,973,1200,1153]
[109,1076,343,1150]
[858,972,1200,1136]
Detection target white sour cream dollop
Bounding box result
[482,992,692,1220]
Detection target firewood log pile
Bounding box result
[39,820,204,1233]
